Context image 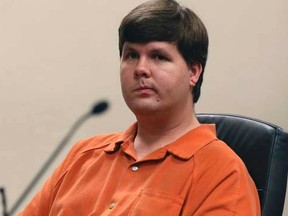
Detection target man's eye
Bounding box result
[153,54,168,61]
[127,52,138,59]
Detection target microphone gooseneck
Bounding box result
[8,101,109,216]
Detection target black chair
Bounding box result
[197,113,288,216]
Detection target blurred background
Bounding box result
[0,0,287,214]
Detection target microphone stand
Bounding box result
[0,187,8,216]
[8,101,108,215]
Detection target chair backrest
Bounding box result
[197,113,288,216]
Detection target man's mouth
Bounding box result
[134,86,155,94]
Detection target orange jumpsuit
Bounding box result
[19,123,260,215]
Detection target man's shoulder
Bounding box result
[72,131,123,154]
[55,131,124,171]
[194,139,244,169]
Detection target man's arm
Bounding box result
[18,139,88,216]
[182,141,261,216]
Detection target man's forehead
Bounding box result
[122,41,177,51]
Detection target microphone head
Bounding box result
[90,100,109,115]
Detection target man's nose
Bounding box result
[134,57,151,78]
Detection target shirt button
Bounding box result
[131,165,139,171]
[109,202,116,209]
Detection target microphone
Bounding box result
[8,100,109,215]
[90,100,109,115]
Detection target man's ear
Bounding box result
[189,63,202,87]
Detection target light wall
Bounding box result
[0,0,287,215]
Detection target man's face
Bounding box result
[120,41,199,117]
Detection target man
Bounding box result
[19,0,261,215]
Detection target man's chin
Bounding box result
[129,104,160,116]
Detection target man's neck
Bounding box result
[133,110,200,160]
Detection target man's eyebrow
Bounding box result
[149,47,172,57]
[150,47,168,53]
[122,45,137,52]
